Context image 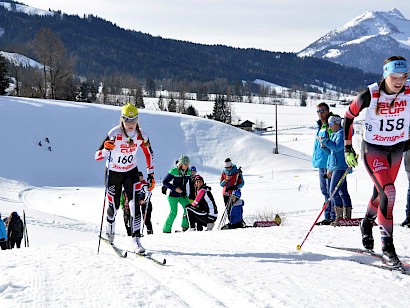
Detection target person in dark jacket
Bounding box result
[188,166,197,202]
[186,175,218,231]
[7,212,24,249]
[162,155,191,233]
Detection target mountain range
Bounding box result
[0,1,398,92]
[298,8,410,74]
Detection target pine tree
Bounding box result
[209,94,231,123]
[168,95,177,112]
[186,105,198,116]
[0,55,9,95]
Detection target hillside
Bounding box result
[1,96,410,306]
[0,2,379,92]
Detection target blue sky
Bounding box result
[19,0,410,52]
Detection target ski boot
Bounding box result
[360,217,374,250]
[381,238,403,268]
[401,216,410,228]
[206,223,215,231]
[132,234,145,254]
[147,230,154,235]
[105,221,116,243]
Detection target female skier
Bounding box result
[344,56,410,267]
[95,103,154,253]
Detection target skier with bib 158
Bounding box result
[344,56,410,268]
[95,103,155,253]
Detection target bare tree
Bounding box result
[32,28,75,99]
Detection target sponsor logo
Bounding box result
[372,159,388,172]
[377,100,406,115]
[120,143,137,153]
[372,131,405,143]
[394,61,406,68]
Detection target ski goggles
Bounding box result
[387,72,408,79]
[122,115,139,123]
[316,109,328,114]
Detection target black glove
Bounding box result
[226,185,238,192]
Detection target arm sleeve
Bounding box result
[140,138,155,174]
[220,172,227,187]
[344,89,371,141]
[95,136,110,161]
[162,173,176,191]
[237,173,244,189]
[192,189,206,206]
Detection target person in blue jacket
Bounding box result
[312,103,334,224]
[0,212,8,250]
[321,115,353,223]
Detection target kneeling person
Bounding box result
[222,190,246,229]
[186,175,218,231]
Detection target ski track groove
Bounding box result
[129,251,255,307]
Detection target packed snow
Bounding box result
[0,96,410,307]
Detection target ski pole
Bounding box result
[23,210,29,247]
[141,191,151,235]
[97,150,112,254]
[296,166,352,251]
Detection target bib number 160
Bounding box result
[118,155,134,164]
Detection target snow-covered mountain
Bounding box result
[298,8,410,74]
[0,1,54,17]
[0,51,43,69]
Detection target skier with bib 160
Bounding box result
[95,103,155,253]
[344,56,410,268]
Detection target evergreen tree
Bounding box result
[168,95,177,112]
[0,55,9,95]
[145,77,156,98]
[209,94,231,123]
[134,86,145,108]
[186,105,198,116]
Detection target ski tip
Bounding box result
[163,259,167,265]
[124,252,128,258]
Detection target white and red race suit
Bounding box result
[95,125,154,175]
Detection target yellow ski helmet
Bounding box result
[121,103,139,122]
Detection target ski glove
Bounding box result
[344,145,358,168]
[226,185,238,192]
[147,173,155,191]
[104,140,115,150]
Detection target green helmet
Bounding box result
[178,155,190,165]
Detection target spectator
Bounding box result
[0,212,7,250]
[320,115,353,223]
[119,190,132,236]
[221,190,245,229]
[188,166,197,202]
[135,171,154,235]
[7,212,24,249]
[220,158,244,224]
[186,175,218,231]
[162,155,191,233]
[313,102,335,225]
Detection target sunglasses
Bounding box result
[317,109,328,114]
[388,72,409,79]
[122,115,139,123]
